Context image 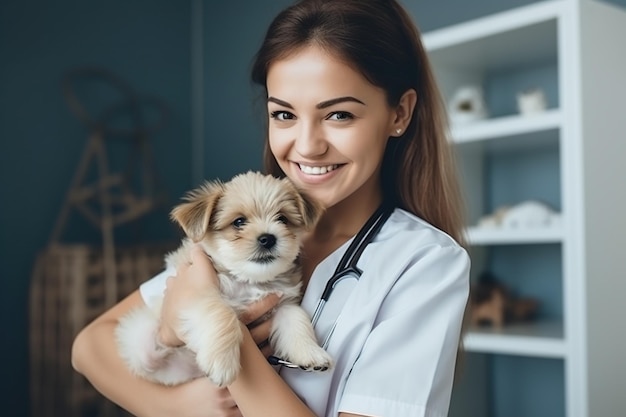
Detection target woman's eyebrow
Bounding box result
[267,96,366,109]
[267,97,293,108]
[317,96,365,109]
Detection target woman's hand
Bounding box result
[240,292,281,358]
[158,245,220,347]
[167,378,243,417]
[165,300,279,417]
[158,244,282,350]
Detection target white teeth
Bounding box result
[299,164,338,175]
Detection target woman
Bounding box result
[72,1,470,416]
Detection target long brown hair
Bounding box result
[251,0,466,245]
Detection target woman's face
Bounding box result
[266,46,398,210]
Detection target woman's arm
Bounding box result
[228,324,317,416]
[230,322,368,417]
[71,289,243,417]
[158,246,319,417]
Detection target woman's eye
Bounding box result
[326,111,354,121]
[233,217,247,228]
[270,111,295,121]
[277,214,289,224]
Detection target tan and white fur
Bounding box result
[115,171,333,387]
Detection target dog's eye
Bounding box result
[277,214,289,224]
[233,217,247,229]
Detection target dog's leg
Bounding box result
[271,304,333,371]
[178,291,243,387]
[115,306,177,380]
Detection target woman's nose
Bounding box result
[295,122,328,157]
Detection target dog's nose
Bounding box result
[258,233,277,249]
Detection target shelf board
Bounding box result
[466,226,563,245]
[450,108,561,145]
[464,321,566,358]
[423,0,562,72]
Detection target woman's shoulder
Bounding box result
[366,209,470,301]
[381,208,464,251]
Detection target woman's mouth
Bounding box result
[298,163,339,175]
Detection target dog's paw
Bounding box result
[179,295,245,386]
[195,347,241,387]
[283,344,333,372]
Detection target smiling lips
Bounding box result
[298,163,339,175]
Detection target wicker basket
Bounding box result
[29,243,174,417]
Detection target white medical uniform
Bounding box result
[139,208,470,417]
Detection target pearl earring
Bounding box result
[395,128,402,135]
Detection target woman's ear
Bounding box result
[390,88,417,137]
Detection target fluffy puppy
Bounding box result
[115,171,333,387]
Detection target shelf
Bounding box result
[464,321,566,358]
[466,226,563,245]
[423,0,561,72]
[421,0,626,414]
[450,108,561,145]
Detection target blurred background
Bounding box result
[1,0,625,416]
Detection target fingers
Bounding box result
[170,246,219,292]
[157,323,184,347]
[188,245,220,287]
[248,318,272,345]
[190,244,211,267]
[239,292,282,325]
[250,321,274,359]
[157,275,185,347]
[156,246,220,348]
[177,378,242,417]
[241,294,280,359]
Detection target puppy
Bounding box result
[115,171,333,387]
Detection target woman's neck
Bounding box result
[313,179,383,242]
[299,179,384,285]
[312,204,378,242]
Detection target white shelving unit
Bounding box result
[450,109,562,144]
[422,1,626,416]
[467,226,564,245]
[464,321,566,358]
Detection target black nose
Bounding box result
[258,233,277,249]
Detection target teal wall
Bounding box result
[0,0,191,413]
[200,0,294,181]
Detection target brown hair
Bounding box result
[251,0,466,245]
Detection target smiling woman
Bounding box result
[71,1,469,417]
[265,45,412,212]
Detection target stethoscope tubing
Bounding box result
[312,205,393,323]
[270,205,394,369]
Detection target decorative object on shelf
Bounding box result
[469,272,540,328]
[476,200,562,229]
[448,84,488,125]
[516,87,547,115]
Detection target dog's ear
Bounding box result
[285,179,324,230]
[170,180,225,242]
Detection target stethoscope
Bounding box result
[269,204,394,370]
